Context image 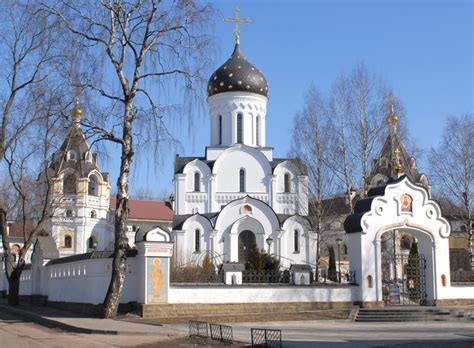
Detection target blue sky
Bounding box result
[104,0,473,198]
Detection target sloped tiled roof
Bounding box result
[109,198,173,222]
[7,220,34,238]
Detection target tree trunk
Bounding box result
[102,105,133,319]
[7,275,20,306]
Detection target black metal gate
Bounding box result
[382,253,427,305]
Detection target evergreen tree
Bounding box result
[328,246,337,281]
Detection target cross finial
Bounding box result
[386,91,398,126]
[224,7,251,45]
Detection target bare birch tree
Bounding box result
[0,1,64,305]
[44,0,213,318]
[327,72,357,212]
[429,114,474,260]
[291,84,333,277]
[348,63,388,195]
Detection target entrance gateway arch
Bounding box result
[344,176,451,307]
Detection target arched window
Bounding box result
[194,229,200,252]
[67,150,77,162]
[66,209,73,218]
[63,174,76,194]
[88,175,99,196]
[194,172,200,192]
[90,210,97,219]
[88,235,97,249]
[64,235,72,248]
[218,115,222,145]
[294,230,300,253]
[237,113,243,143]
[255,116,260,146]
[284,173,290,193]
[342,244,348,255]
[85,151,93,163]
[239,169,245,193]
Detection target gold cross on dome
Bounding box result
[224,7,251,45]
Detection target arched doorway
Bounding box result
[344,176,451,307]
[238,230,256,263]
[381,230,427,305]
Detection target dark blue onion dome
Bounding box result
[207,43,268,98]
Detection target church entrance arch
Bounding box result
[380,230,427,305]
[344,176,452,307]
[238,230,256,263]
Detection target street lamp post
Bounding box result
[266,236,273,254]
[336,237,342,283]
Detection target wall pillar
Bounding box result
[269,175,276,209]
[208,174,216,212]
[136,241,173,305]
[230,233,239,262]
[175,174,186,214]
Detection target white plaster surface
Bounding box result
[168,285,358,304]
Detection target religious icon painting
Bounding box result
[400,194,413,213]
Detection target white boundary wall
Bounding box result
[19,268,32,296]
[447,285,474,299]
[169,285,358,304]
[44,258,138,304]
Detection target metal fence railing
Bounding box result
[209,323,233,345]
[251,328,282,348]
[189,320,208,338]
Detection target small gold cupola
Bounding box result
[72,97,82,124]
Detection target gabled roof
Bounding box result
[7,220,34,238]
[369,133,424,185]
[49,123,107,180]
[109,198,173,222]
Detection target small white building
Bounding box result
[172,38,315,268]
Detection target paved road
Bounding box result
[0,311,190,348]
[230,320,474,347]
[168,319,474,347]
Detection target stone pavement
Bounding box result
[0,300,186,336]
[1,300,473,347]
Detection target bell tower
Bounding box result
[49,99,113,257]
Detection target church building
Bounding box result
[171,31,315,268]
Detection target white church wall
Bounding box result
[179,215,213,264]
[213,146,271,194]
[168,285,358,304]
[214,198,281,262]
[280,218,316,268]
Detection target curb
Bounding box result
[0,304,119,335]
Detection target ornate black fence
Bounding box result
[319,269,357,284]
[209,323,233,345]
[251,328,282,348]
[242,269,290,284]
[171,267,222,283]
[189,320,208,338]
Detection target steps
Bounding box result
[355,307,462,322]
